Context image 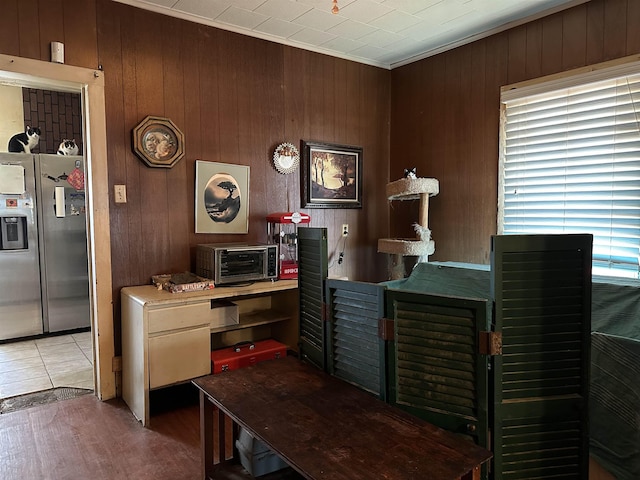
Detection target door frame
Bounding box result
[0,53,115,400]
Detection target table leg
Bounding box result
[200,391,214,480]
[217,405,226,463]
[460,465,481,480]
[200,391,239,479]
[232,420,239,460]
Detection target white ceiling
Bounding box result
[113,0,588,69]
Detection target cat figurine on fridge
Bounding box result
[8,126,41,153]
[57,139,79,156]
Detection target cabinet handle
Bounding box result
[233,341,255,352]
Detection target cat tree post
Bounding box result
[389,253,406,280]
[419,193,429,230]
[378,177,439,280]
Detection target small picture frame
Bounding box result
[195,161,250,234]
[133,116,185,168]
[301,140,362,208]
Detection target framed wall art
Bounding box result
[273,142,300,174]
[195,161,250,234]
[133,115,185,168]
[301,141,362,208]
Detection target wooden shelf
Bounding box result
[210,310,292,334]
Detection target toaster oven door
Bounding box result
[218,249,266,283]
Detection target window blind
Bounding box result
[499,72,640,278]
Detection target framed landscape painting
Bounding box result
[301,141,362,209]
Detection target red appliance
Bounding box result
[211,339,287,373]
[266,211,311,280]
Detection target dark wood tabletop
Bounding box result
[193,356,492,480]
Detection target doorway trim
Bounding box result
[0,54,115,400]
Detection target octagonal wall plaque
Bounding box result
[133,115,185,168]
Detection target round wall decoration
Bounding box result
[273,143,300,174]
[133,116,185,168]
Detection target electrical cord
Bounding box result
[329,233,348,269]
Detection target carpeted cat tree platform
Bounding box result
[378,177,439,280]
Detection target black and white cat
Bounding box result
[403,167,417,179]
[57,139,79,155]
[8,126,41,153]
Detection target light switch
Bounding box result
[114,184,127,203]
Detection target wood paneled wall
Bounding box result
[391,0,640,265]
[0,0,390,354]
[96,1,390,313]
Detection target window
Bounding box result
[499,60,640,279]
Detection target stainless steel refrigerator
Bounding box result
[0,153,90,341]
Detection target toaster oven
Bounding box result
[195,243,278,285]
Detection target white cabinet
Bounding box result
[121,280,298,426]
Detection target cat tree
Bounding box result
[378,176,439,280]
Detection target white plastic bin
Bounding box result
[235,427,288,476]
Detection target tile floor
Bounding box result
[0,332,94,400]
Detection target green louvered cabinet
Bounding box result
[385,290,491,467]
[491,234,592,480]
[325,279,388,400]
[297,227,328,370]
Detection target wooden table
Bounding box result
[192,357,492,480]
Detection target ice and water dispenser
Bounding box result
[0,216,28,250]
[0,163,29,251]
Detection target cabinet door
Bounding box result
[148,326,211,389]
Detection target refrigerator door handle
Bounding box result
[54,185,65,218]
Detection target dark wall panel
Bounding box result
[391,0,640,265]
[91,0,389,347]
[0,0,389,352]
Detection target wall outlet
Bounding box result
[342,224,349,237]
[114,184,127,203]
